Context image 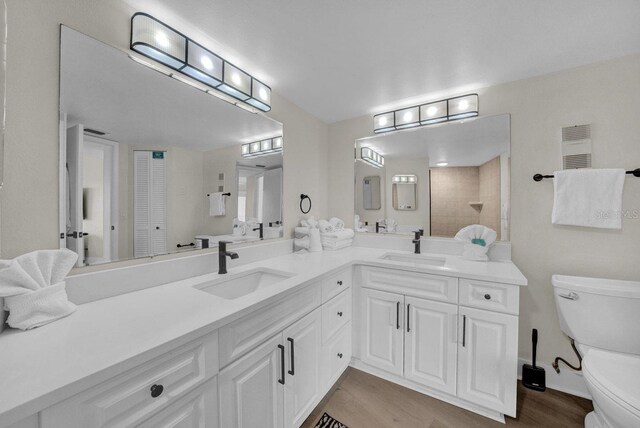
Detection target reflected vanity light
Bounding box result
[373,93,478,133]
[130,12,272,112]
[392,174,417,183]
[361,147,385,168]
[436,162,449,167]
[241,136,283,158]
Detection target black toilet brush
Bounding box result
[522,329,546,391]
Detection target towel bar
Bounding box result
[533,168,640,182]
[206,192,231,196]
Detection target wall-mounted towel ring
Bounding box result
[300,194,312,214]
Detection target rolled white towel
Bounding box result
[318,219,334,233]
[320,229,355,241]
[302,216,318,229]
[308,228,323,252]
[329,217,345,230]
[294,236,310,250]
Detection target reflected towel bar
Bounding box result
[207,192,231,196]
[533,168,640,182]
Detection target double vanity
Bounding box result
[0,241,526,428]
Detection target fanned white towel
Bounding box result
[321,229,355,241]
[318,219,334,233]
[308,228,323,252]
[294,236,310,250]
[455,225,497,261]
[209,193,225,216]
[552,169,625,229]
[294,227,310,239]
[329,217,345,230]
[0,249,78,330]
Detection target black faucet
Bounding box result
[413,231,421,254]
[418,228,424,237]
[253,222,264,239]
[376,222,386,233]
[218,241,239,275]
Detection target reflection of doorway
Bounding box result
[63,124,118,267]
[236,166,282,224]
[82,137,118,265]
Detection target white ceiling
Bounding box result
[357,114,510,167]
[123,0,640,123]
[60,26,282,151]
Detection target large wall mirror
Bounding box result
[60,27,283,267]
[355,114,510,240]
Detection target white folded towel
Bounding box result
[0,249,78,330]
[294,226,310,239]
[301,216,318,229]
[552,168,625,229]
[385,218,397,233]
[308,228,323,252]
[294,236,310,250]
[321,229,355,241]
[322,239,353,250]
[209,193,226,216]
[455,224,497,262]
[318,219,334,233]
[329,217,345,230]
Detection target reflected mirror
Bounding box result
[60,26,283,267]
[355,114,510,240]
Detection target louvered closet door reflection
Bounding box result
[134,151,167,257]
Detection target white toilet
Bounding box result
[553,275,640,428]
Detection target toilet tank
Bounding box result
[552,275,640,355]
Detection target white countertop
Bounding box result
[0,247,526,426]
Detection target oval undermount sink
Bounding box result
[195,268,295,300]
[380,252,446,267]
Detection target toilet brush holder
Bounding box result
[522,329,546,391]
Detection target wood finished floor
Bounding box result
[301,368,593,428]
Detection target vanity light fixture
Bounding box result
[130,12,272,112]
[241,136,283,158]
[392,174,417,183]
[373,93,478,133]
[361,147,385,168]
[436,162,449,167]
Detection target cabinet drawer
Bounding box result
[322,268,352,303]
[138,377,218,428]
[41,332,218,428]
[219,283,321,367]
[459,278,519,315]
[361,266,458,303]
[321,322,352,391]
[322,288,352,343]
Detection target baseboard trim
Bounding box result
[350,359,506,424]
[517,358,591,399]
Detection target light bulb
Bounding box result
[427,106,438,117]
[436,162,448,167]
[458,100,469,110]
[200,56,213,71]
[379,116,388,126]
[232,73,242,85]
[403,111,413,122]
[259,87,268,100]
[155,31,170,48]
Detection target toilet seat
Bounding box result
[583,349,640,416]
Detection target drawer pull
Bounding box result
[337,311,343,317]
[150,384,164,398]
[337,352,343,359]
[484,294,491,300]
[337,280,343,285]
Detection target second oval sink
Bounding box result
[195,268,295,300]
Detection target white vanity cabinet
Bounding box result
[41,332,219,428]
[355,265,520,420]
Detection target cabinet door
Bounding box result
[138,377,218,428]
[283,308,322,428]
[360,288,404,376]
[457,307,518,417]
[404,297,458,395]
[219,335,284,428]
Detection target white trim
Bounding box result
[517,358,591,399]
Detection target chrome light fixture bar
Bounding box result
[373,93,478,133]
[130,12,272,112]
[392,174,417,183]
[361,147,384,168]
[241,136,283,158]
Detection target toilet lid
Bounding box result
[583,349,640,413]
